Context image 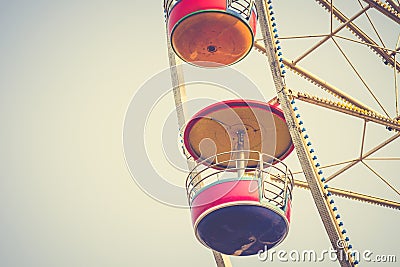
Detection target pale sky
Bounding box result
[0,1,399,266]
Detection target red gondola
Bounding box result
[164,0,257,67]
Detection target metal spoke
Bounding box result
[326,133,400,182]
[334,35,398,54]
[291,159,358,175]
[362,161,400,196]
[364,157,400,160]
[316,0,400,70]
[332,37,390,117]
[361,0,400,24]
[293,5,370,64]
[258,34,331,40]
[357,0,386,47]
[360,120,368,157]
[256,42,384,113]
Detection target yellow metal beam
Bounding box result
[288,179,400,210]
[290,91,400,132]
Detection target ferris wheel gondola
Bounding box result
[164,0,257,67]
[183,99,294,255]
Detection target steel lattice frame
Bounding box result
[253,0,400,211]
[255,0,399,266]
[164,0,399,266]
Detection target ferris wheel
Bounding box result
[162,0,399,266]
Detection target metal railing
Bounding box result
[185,150,293,209]
[164,0,180,17]
[227,0,255,19]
